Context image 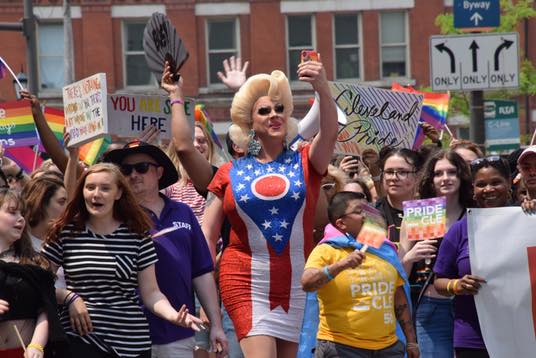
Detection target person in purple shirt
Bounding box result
[105,141,228,358]
[434,156,512,358]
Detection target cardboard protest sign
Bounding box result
[357,205,387,249]
[402,197,446,241]
[329,82,423,156]
[0,100,39,147]
[63,73,108,147]
[107,94,195,139]
[468,207,536,357]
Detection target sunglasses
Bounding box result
[120,162,159,176]
[470,156,503,172]
[257,103,285,116]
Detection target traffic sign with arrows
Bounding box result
[430,32,519,91]
[453,0,500,31]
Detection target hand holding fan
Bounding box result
[143,12,189,82]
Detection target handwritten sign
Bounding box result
[107,94,195,139]
[357,205,387,249]
[403,197,446,241]
[329,82,423,156]
[0,100,39,148]
[63,73,108,147]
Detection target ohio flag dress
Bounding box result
[208,144,322,342]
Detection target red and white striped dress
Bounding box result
[208,145,321,342]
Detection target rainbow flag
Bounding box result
[391,83,449,149]
[195,104,223,150]
[43,107,110,165]
[0,100,39,147]
[5,146,43,174]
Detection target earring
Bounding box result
[248,129,261,156]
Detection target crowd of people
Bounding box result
[0,54,535,358]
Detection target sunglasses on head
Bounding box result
[120,162,159,176]
[470,156,502,171]
[257,103,285,116]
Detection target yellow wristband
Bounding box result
[447,279,453,294]
[452,279,460,295]
[27,342,44,353]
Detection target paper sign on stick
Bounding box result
[357,205,387,249]
[402,197,446,241]
[107,94,195,139]
[329,82,423,156]
[63,73,108,147]
[0,100,39,147]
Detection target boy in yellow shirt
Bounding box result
[301,191,419,358]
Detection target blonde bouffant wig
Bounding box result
[229,70,298,153]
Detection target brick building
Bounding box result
[1,0,535,137]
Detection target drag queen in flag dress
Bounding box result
[203,58,338,357]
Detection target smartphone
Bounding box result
[300,50,319,63]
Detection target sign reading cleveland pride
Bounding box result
[484,99,520,152]
[467,207,536,357]
[453,0,500,31]
[107,94,195,139]
[430,32,519,91]
[0,100,39,148]
[329,82,423,155]
[63,73,108,147]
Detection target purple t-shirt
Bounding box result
[143,195,214,345]
[433,215,485,349]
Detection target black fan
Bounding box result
[143,12,189,82]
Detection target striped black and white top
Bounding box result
[42,223,158,357]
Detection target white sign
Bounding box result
[430,32,519,91]
[63,73,108,146]
[467,207,536,358]
[107,94,195,139]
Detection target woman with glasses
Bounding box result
[202,58,338,357]
[399,150,473,358]
[42,163,203,358]
[375,148,423,244]
[433,156,511,358]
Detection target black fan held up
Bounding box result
[143,12,189,82]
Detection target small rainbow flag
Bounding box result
[5,146,43,174]
[391,83,449,149]
[194,104,223,150]
[43,107,110,165]
[0,100,39,147]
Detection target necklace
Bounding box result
[0,247,15,260]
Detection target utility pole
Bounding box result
[0,0,39,95]
[64,0,75,85]
[470,91,485,145]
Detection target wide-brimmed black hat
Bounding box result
[103,140,178,189]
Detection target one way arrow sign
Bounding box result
[454,0,500,31]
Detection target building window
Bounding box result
[206,18,239,85]
[38,23,64,90]
[380,12,408,78]
[287,15,314,81]
[334,14,360,80]
[123,22,154,87]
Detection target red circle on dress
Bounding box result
[251,174,289,200]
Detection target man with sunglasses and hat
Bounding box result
[105,140,227,358]
[517,146,536,213]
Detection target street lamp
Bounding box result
[13,70,28,100]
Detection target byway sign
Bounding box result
[430,32,518,91]
[454,0,500,30]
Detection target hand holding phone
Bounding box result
[301,50,319,63]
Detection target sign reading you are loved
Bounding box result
[329,82,423,155]
[63,73,108,147]
[107,94,195,139]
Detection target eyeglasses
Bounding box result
[339,208,364,219]
[120,162,159,176]
[257,103,285,116]
[470,156,507,174]
[382,169,416,179]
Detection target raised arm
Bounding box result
[298,57,338,174]
[161,62,214,193]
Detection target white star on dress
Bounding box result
[293,163,299,170]
[294,180,302,187]
[285,158,292,164]
[279,166,286,172]
[244,176,252,181]
[237,170,244,176]
[237,183,245,191]
[246,164,253,170]
[280,220,289,229]
[262,220,272,229]
[240,194,250,203]
[269,206,279,215]
[288,171,295,178]
[273,233,283,242]
[267,166,274,173]
[291,192,300,200]
[254,169,261,176]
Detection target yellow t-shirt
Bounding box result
[304,244,404,350]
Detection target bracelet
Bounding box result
[452,279,461,295]
[170,98,184,106]
[406,342,419,349]
[27,342,44,353]
[66,293,80,307]
[63,291,74,306]
[446,279,453,295]
[323,265,334,281]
